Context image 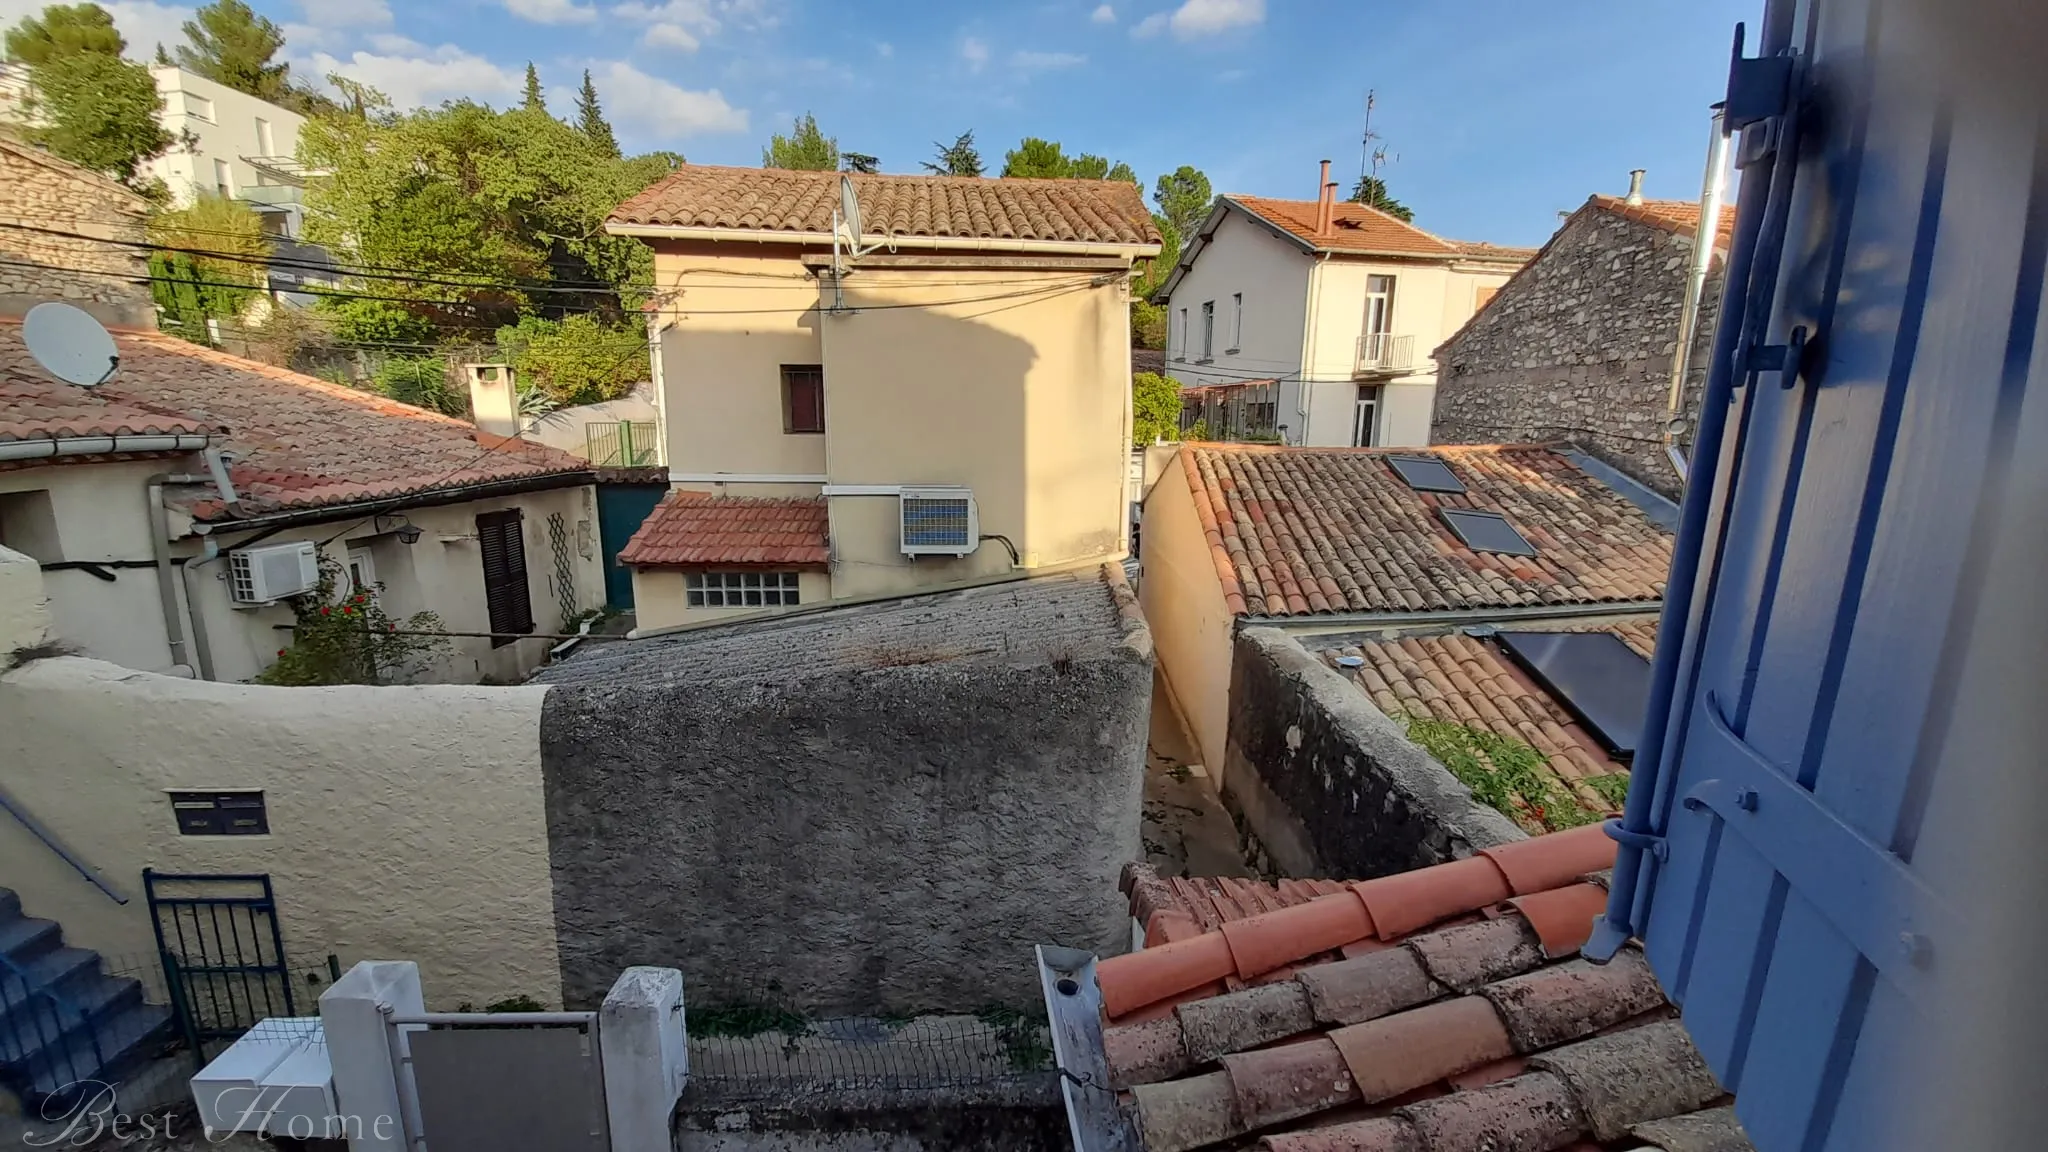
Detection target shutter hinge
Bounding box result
[1736,325,1809,389]
[1603,818,1668,862]
[1723,23,1799,168]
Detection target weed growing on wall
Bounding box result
[1403,715,1625,834]
[256,557,452,686]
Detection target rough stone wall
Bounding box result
[0,140,152,325]
[537,635,1152,1014]
[1432,208,1723,500]
[1222,628,1524,879]
[674,1081,1065,1152]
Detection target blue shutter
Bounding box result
[1592,2,2048,1149]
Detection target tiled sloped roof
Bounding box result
[617,493,830,567]
[1099,827,1751,1152]
[1229,196,1462,257]
[1449,240,1540,261]
[0,321,592,519]
[609,164,1161,247]
[1317,619,1659,816]
[1182,445,1673,618]
[0,374,219,444]
[1589,195,1738,252]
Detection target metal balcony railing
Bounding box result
[1355,333,1416,376]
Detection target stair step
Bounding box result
[0,948,101,1014]
[22,1003,175,1100]
[0,971,144,1063]
[0,918,60,965]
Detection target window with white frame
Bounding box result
[185,93,215,122]
[686,571,801,608]
[1199,301,1215,359]
[1174,308,1188,360]
[213,159,233,198]
[1229,292,1243,352]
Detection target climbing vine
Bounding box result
[255,557,451,686]
[1403,715,1628,834]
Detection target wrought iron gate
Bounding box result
[143,870,295,1056]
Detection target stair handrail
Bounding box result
[0,785,126,905]
[0,944,106,1094]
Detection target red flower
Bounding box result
[276,648,286,656]
[320,606,331,616]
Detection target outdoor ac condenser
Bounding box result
[228,540,320,605]
[898,487,978,557]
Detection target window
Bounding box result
[1353,385,1379,447]
[185,93,215,122]
[1199,301,1215,360]
[1228,292,1243,352]
[1386,455,1467,494]
[213,159,233,198]
[170,791,267,836]
[781,364,824,434]
[1439,508,1538,557]
[686,571,801,608]
[476,510,533,647]
[1364,275,1396,335]
[346,546,377,594]
[1174,308,1188,360]
[255,116,275,157]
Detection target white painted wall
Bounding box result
[1161,211,1311,393]
[0,655,563,1009]
[0,459,603,683]
[143,67,305,211]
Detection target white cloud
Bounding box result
[504,0,598,24]
[1011,50,1086,72]
[367,33,423,54]
[307,45,522,109]
[611,0,719,31]
[588,60,747,137]
[960,36,989,72]
[1090,3,1116,23]
[643,22,700,50]
[295,0,391,28]
[1131,0,1262,40]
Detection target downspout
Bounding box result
[1663,105,1733,482]
[1298,253,1331,445]
[180,536,220,682]
[145,478,192,674]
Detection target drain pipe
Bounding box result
[145,478,193,674]
[1663,105,1733,482]
[180,535,220,681]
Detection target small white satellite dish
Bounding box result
[23,302,119,387]
[839,173,865,252]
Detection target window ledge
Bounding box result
[1195,357,1215,365]
[1171,356,1187,363]
[1223,347,1241,356]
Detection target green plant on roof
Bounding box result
[975,1005,1053,1072]
[1403,716,1614,834]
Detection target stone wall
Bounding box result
[1222,628,1523,879]
[534,570,1154,1015]
[1432,205,1723,500]
[0,138,152,325]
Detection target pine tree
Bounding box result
[4,3,126,66]
[174,0,288,103]
[922,131,983,177]
[1348,175,1414,222]
[760,112,839,171]
[521,62,545,114]
[575,70,619,157]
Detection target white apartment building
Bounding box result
[1156,164,1532,448]
[143,67,308,237]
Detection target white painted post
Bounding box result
[319,961,423,1152]
[0,545,51,655]
[599,966,687,1152]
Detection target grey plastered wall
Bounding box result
[1222,627,1523,878]
[534,571,1152,1014]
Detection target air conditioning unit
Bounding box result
[899,487,978,557]
[228,540,320,605]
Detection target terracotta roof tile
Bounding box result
[0,321,589,518]
[1181,444,1672,620]
[0,374,219,444]
[1589,195,1738,252]
[609,164,1161,247]
[1101,833,1747,1152]
[617,493,829,568]
[1230,196,1477,259]
[1318,620,1657,820]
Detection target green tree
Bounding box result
[922,131,982,177]
[840,152,878,174]
[256,557,451,686]
[496,314,646,407]
[1152,166,1213,248]
[575,70,619,157]
[522,62,545,113]
[1132,371,1184,445]
[148,193,271,337]
[761,112,839,171]
[4,2,122,64]
[1348,175,1413,222]
[1001,138,1134,182]
[22,50,174,183]
[1130,213,1180,349]
[318,296,436,346]
[175,0,287,102]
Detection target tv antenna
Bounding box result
[1360,89,1398,192]
[830,173,883,313]
[23,301,118,386]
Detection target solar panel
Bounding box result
[1494,631,1652,759]
[1439,509,1537,556]
[1386,455,1466,493]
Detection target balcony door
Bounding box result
[1362,276,1396,362]
[1353,385,1379,447]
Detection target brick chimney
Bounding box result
[1316,160,1334,235]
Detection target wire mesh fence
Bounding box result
[681,979,1054,1104]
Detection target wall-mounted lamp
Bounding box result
[377,513,424,545]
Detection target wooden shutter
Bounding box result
[477,509,533,647]
[782,365,824,433]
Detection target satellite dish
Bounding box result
[839,173,865,252]
[23,302,118,387]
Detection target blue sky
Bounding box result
[30,0,1753,245]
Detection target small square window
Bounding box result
[1439,509,1538,557]
[169,791,268,836]
[782,365,824,434]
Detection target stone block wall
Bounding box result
[1433,206,1723,500]
[1221,627,1523,880]
[0,139,152,325]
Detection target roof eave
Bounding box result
[605,221,1159,259]
[186,468,597,536]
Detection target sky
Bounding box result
[8,0,1754,246]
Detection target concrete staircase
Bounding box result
[0,888,173,1105]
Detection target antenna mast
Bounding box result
[1358,89,1396,199]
